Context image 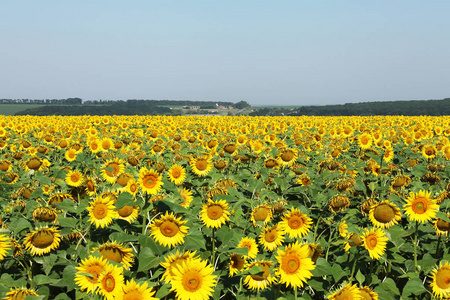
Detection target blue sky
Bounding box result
[1,1,449,106]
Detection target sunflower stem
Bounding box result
[312,215,322,243]
[435,234,441,258]
[141,194,149,234]
[414,220,419,273]
[349,248,360,282]
[211,228,216,268]
[294,286,298,300]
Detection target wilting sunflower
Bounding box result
[359,286,378,300]
[167,164,187,185]
[97,263,124,300]
[279,208,313,239]
[237,236,258,259]
[66,169,84,187]
[275,242,315,288]
[328,283,362,300]
[259,224,285,252]
[138,167,163,195]
[93,241,134,269]
[369,200,402,229]
[229,253,247,276]
[434,217,450,236]
[4,288,39,300]
[32,207,57,223]
[178,188,194,208]
[200,199,231,229]
[190,156,213,177]
[329,195,351,213]
[117,279,158,300]
[404,190,439,223]
[0,234,12,260]
[170,257,217,300]
[430,261,450,299]
[150,212,189,248]
[344,233,362,252]
[361,198,378,216]
[161,250,199,283]
[23,227,61,256]
[75,255,110,293]
[87,196,118,228]
[362,228,389,260]
[244,260,275,291]
[251,205,273,226]
[390,175,411,192]
[306,243,323,263]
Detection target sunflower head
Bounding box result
[369,200,402,229]
[329,195,350,213]
[404,190,439,223]
[430,261,450,299]
[23,227,61,256]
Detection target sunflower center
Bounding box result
[287,215,303,229]
[412,198,427,214]
[207,205,223,220]
[106,163,120,177]
[373,204,395,223]
[435,269,450,289]
[283,255,300,274]
[359,289,372,300]
[71,174,79,182]
[361,136,369,145]
[264,229,277,243]
[86,265,103,283]
[281,151,294,162]
[100,248,123,264]
[335,289,353,300]
[230,255,245,269]
[348,234,361,247]
[172,169,181,178]
[160,220,179,237]
[27,158,42,170]
[254,207,270,221]
[31,230,54,249]
[117,206,133,218]
[143,175,157,188]
[196,160,208,171]
[182,271,201,291]
[93,204,108,219]
[116,174,130,186]
[436,219,450,232]
[68,152,76,159]
[102,274,116,292]
[366,235,377,250]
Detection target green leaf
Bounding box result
[62,265,77,292]
[184,234,206,251]
[58,217,78,228]
[312,258,332,276]
[154,284,171,298]
[330,264,347,282]
[401,277,426,298]
[34,274,57,286]
[109,232,139,243]
[356,269,365,286]
[115,192,135,209]
[8,218,32,234]
[138,247,162,272]
[380,278,400,295]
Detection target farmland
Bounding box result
[0,115,449,299]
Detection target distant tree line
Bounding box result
[249,98,450,116]
[1,98,82,105]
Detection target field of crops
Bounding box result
[0,115,450,300]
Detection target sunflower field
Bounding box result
[0,115,450,300]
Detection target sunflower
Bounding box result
[306,243,323,263]
[275,242,315,289]
[168,164,187,185]
[430,261,450,299]
[102,159,126,184]
[362,228,389,260]
[390,175,411,192]
[65,148,78,162]
[117,278,158,300]
[338,220,349,237]
[369,200,402,229]
[66,170,84,187]
[277,148,298,167]
[32,207,57,223]
[359,286,378,300]
[4,288,39,300]
[422,144,438,160]
[116,204,139,223]
[434,217,450,236]
[0,234,12,260]
[97,263,124,300]
[200,199,230,229]
[344,233,362,252]
[404,190,439,223]
[383,147,394,163]
[23,227,61,256]
[150,212,189,248]
[170,257,217,300]
[328,283,362,299]
[178,188,194,208]
[138,167,163,195]
[279,208,313,239]
[361,198,378,216]
[101,137,114,152]
[125,179,139,196]
[229,253,246,276]
[87,196,118,228]
[358,133,373,150]
[75,255,110,293]
[25,156,43,171]
[259,224,285,252]
[190,156,213,177]
[237,236,258,259]
[84,177,97,196]
[93,241,134,269]
[244,260,275,291]
[89,138,102,153]
[161,250,199,283]
[251,205,273,226]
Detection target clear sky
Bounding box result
[1,1,449,106]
